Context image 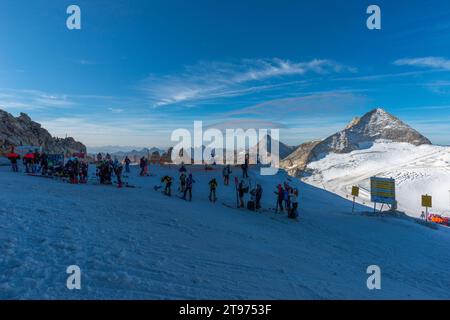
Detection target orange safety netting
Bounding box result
[429,214,449,225]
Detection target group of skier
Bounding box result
[155,161,299,220]
[7,149,44,174]
[6,149,300,220]
[275,182,299,219]
[65,157,89,184]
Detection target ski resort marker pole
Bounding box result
[421,195,432,221]
[351,186,359,213]
[234,176,239,208]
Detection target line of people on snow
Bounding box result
[155,162,300,220]
[7,149,68,177]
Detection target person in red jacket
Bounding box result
[23,152,35,173]
[7,152,20,172]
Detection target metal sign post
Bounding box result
[422,195,432,221]
[370,177,396,213]
[351,186,359,213]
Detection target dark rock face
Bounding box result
[0,109,86,154]
[280,108,431,175]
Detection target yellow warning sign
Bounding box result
[422,195,432,208]
[351,186,359,197]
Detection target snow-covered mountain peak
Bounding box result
[280,108,432,176]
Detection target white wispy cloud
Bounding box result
[142,58,356,107]
[108,107,125,114]
[224,90,369,118]
[394,57,450,70]
[0,89,74,111]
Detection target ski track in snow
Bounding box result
[1,161,450,299]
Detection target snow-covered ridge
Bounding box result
[280,108,431,176]
[303,142,450,218]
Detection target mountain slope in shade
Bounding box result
[280,108,431,176]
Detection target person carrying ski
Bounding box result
[238,178,249,208]
[208,178,218,202]
[274,184,284,213]
[124,156,131,173]
[162,176,172,196]
[179,172,187,193]
[7,151,20,172]
[289,188,299,219]
[182,174,195,201]
[223,165,232,185]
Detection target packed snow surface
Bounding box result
[303,142,450,219]
[1,161,450,299]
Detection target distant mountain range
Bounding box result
[91,147,166,160]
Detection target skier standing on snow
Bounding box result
[40,153,48,176]
[284,186,291,215]
[241,163,249,179]
[241,153,250,178]
[7,151,20,172]
[124,156,131,173]
[289,188,299,219]
[23,151,35,173]
[114,162,124,188]
[182,174,195,201]
[179,172,187,193]
[34,150,41,173]
[252,184,263,210]
[162,176,172,196]
[139,157,146,176]
[275,184,284,213]
[238,178,249,208]
[80,161,89,184]
[223,164,232,185]
[208,178,218,202]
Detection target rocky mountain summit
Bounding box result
[0,109,86,154]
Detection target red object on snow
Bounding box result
[429,214,449,226]
[7,153,20,159]
[24,153,35,160]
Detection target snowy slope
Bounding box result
[1,162,450,299]
[303,142,450,218]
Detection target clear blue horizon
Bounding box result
[1,0,450,148]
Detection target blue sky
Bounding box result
[1,0,450,148]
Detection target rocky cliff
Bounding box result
[0,109,86,154]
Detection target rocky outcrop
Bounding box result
[280,108,431,176]
[279,140,321,175]
[0,109,86,154]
